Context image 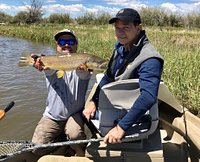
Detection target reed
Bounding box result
[0,24,199,114]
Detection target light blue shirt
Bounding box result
[43,69,91,121]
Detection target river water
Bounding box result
[0,37,95,141]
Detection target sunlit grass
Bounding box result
[0,24,199,114]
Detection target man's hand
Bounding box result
[83,100,96,121]
[31,54,47,71]
[104,125,125,144]
[76,64,88,71]
[76,64,93,73]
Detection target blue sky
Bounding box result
[0,0,200,18]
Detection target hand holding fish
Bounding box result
[76,64,94,73]
[76,64,87,71]
[31,54,49,71]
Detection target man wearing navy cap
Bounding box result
[83,8,164,143]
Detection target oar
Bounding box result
[0,101,15,120]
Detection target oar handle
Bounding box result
[4,101,15,113]
[82,115,103,137]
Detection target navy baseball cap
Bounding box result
[109,8,141,24]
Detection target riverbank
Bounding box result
[0,24,199,115]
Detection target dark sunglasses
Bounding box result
[57,39,76,46]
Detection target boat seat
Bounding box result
[90,78,159,141]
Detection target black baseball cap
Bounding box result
[109,8,141,24]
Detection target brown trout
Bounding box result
[19,53,107,72]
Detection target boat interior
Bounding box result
[1,77,200,162]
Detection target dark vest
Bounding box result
[106,31,164,81]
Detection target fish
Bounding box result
[19,53,107,78]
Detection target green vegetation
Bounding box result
[147,27,200,114]
[0,24,199,115]
[48,13,72,24]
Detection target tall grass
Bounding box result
[147,27,200,113]
[0,24,199,114]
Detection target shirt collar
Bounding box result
[115,41,125,58]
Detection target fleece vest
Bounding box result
[107,36,163,81]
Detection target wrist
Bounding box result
[117,124,125,133]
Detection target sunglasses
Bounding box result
[57,39,76,46]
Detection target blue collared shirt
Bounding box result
[118,57,162,131]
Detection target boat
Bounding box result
[0,74,200,162]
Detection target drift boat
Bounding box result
[0,74,200,162]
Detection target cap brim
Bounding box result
[109,17,118,24]
[109,16,134,24]
[54,32,76,41]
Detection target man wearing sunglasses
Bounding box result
[32,29,91,157]
[55,30,78,54]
